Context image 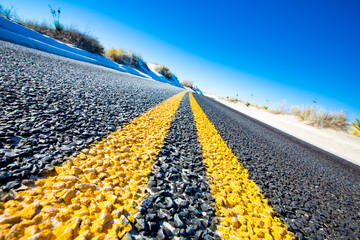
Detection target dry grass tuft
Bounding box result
[269,104,287,114]
[180,80,195,89]
[268,104,349,131]
[290,105,300,115]
[22,21,104,55]
[155,65,172,79]
[351,118,360,136]
[297,107,349,130]
[105,48,148,70]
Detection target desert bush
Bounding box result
[155,65,172,79]
[298,107,348,130]
[245,102,251,107]
[23,20,50,31]
[105,48,145,70]
[61,30,104,54]
[20,20,104,55]
[351,118,360,136]
[269,103,288,114]
[264,106,268,110]
[2,5,104,55]
[298,107,314,120]
[106,48,122,62]
[290,105,300,115]
[180,80,195,89]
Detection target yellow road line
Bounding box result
[0,91,186,240]
[189,93,294,240]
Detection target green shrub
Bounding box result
[264,106,268,110]
[245,102,251,107]
[155,65,172,79]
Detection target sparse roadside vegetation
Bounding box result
[180,80,198,90]
[48,4,63,32]
[352,118,360,136]
[1,4,105,55]
[269,104,287,115]
[220,95,356,134]
[25,22,105,54]
[180,80,194,89]
[228,98,239,103]
[297,107,348,130]
[271,105,349,130]
[105,48,148,70]
[0,4,169,73]
[155,65,172,80]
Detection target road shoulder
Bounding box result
[204,93,360,166]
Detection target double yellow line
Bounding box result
[190,92,293,239]
[0,91,293,240]
[0,92,185,240]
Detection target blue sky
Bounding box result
[2,0,360,121]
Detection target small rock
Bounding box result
[157,228,166,240]
[135,219,147,231]
[174,214,184,228]
[6,181,20,189]
[140,198,152,209]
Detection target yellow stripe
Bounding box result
[0,91,186,240]
[189,93,294,240]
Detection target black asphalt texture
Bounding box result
[0,41,182,191]
[1,40,360,240]
[193,94,360,240]
[132,93,219,240]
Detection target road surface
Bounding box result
[0,40,359,239]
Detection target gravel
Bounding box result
[0,40,182,192]
[3,39,360,239]
[193,94,360,240]
[131,93,219,240]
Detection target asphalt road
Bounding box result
[0,40,182,189]
[0,40,359,240]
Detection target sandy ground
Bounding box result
[204,92,360,166]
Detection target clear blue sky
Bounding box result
[2,0,360,121]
